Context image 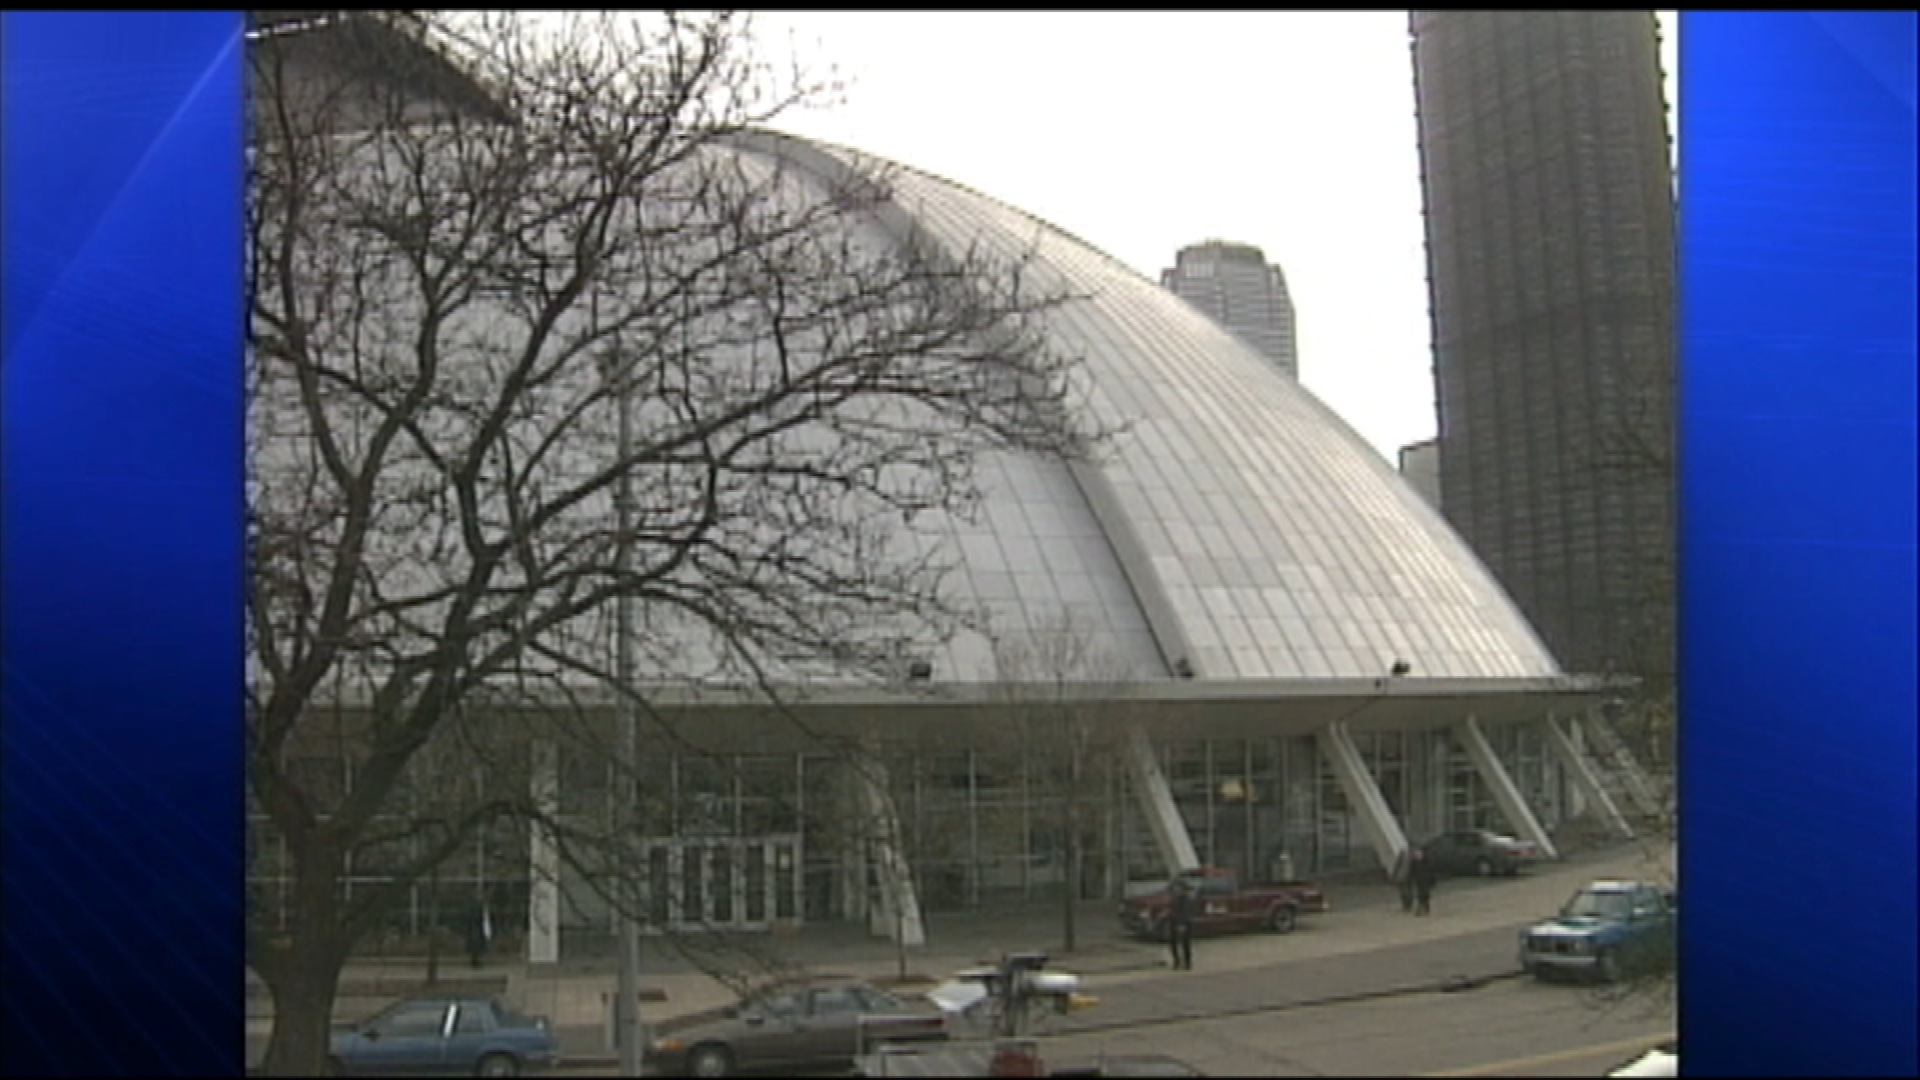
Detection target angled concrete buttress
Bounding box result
[1541,714,1636,841]
[528,737,561,964]
[1581,713,1666,819]
[851,749,926,947]
[1454,716,1559,860]
[1319,721,1409,875]
[1122,722,1201,874]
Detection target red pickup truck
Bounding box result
[1118,866,1329,939]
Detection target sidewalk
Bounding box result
[250,841,1673,1066]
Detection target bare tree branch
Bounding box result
[245,12,1106,1075]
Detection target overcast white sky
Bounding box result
[752,12,1680,462]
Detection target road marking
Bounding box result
[1416,1031,1674,1077]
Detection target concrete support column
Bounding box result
[1542,715,1635,840]
[1318,722,1408,875]
[527,737,561,965]
[1121,723,1200,874]
[1580,713,1665,819]
[1455,717,1559,860]
[851,750,925,947]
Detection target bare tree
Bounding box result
[245,11,1102,1074]
[989,614,1138,954]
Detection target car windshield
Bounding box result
[1564,890,1634,918]
[743,989,804,1018]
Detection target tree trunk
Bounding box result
[1061,805,1078,954]
[259,845,353,1077]
[426,863,441,987]
[261,948,347,1077]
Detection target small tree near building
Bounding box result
[989,613,1139,954]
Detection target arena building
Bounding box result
[245,13,1662,964]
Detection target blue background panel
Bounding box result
[1680,10,1917,1078]
[2,11,245,1077]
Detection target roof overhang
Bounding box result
[294,673,1633,747]
[246,10,516,127]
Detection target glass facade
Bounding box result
[247,718,1574,941]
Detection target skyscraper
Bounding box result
[1162,240,1300,379]
[1410,11,1676,684]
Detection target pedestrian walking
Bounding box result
[1409,847,1438,916]
[1166,877,1197,971]
[465,900,492,968]
[1392,847,1415,913]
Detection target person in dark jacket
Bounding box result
[1409,848,1438,916]
[1166,878,1197,970]
[465,901,491,968]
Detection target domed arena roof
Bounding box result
[729,131,1562,683]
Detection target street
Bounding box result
[258,848,1677,1077]
[1028,974,1671,1077]
[542,917,1673,1077]
[545,975,1671,1078]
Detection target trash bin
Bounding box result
[1274,852,1295,883]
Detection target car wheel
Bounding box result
[1475,856,1495,877]
[474,1052,520,1078]
[1267,904,1298,934]
[1595,948,1623,984]
[688,1043,734,1078]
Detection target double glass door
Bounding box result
[636,836,799,932]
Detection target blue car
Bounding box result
[1519,880,1677,983]
[329,996,561,1077]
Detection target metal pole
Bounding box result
[613,358,645,1077]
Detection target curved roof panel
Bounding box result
[736,132,1562,682]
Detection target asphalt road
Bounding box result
[1030,973,1672,1077]
[542,920,1673,1077]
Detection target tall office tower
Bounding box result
[1410,11,1676,684]
[1162,240,1300,379]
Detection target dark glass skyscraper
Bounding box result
[1410,11,1676,684]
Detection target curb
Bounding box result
[1048,966,1527,1038]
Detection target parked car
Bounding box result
[1606,1037,1677,1077]
[1417,829,1542,877]
[328,996,559,1077]
[643,976,949,1077]
[1519,880,1677,983]
[1118,866,1329,940]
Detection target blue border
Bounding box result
[1,11,245,1077]
[1680,10,1918,1078]
[3,8,1918,1078]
